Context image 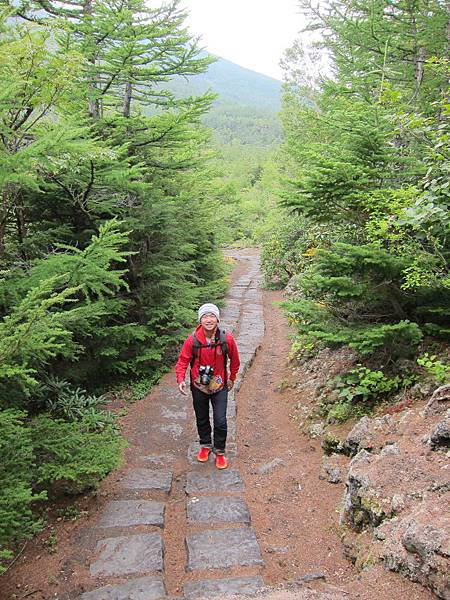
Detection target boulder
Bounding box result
[340,445,449,531]
[381,495,450,599]
[342,414,395,456]
[424,384,450,417]
[320,454,347,484]
[340,450,386,530]
[429,410,450,450]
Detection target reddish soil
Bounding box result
[234,287,434,599]
[0,250,435,600]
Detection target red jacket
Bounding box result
[176,324,240,393]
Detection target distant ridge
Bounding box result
[168,54,283,145]
[168,54,282,112]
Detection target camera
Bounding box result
[199,365,214,385]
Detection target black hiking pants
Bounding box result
[191,385,228,454]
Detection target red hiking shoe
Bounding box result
[215,454,228,470]
[197,447,211,462]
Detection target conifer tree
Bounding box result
[276,0,450,362]
[2,0,224,381]
[0,0,226,566]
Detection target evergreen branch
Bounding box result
[35,0,81,18]
[19,87,61,139]
[130,124,178,148]
[16,11,46,25]
[10,106,34,132]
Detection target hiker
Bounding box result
[176,303,240,469]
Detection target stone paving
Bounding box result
[186,528,264,570]
[90,533,164,577]
[80,251,266,599]
[186,496,250,524]
[97,501,165,528]
[120,469,173,493]
[183,577,265,599]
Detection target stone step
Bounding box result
[186,469,244,494]
[160,405,187,420]
[183,576,265,599]
[90,533,163,577]
[187,442,237,465]
[141,453,175,467]
[79,576,166,600]
[152,422,184,439]
[186,527,263,570]
[187,496,250,524]
[121,469,173,493]
[97,500,164,528]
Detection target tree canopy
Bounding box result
[263,0,449,388]
[0,0,227,569]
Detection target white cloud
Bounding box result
[179,0,303,80]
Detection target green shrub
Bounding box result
[0,408,126,572]
[417,353,450,384]
[333,366,405,403]
[0,410,45,574]
[284,297,423,359]
[322,365,416,422]
[327,400,365,423]
[31,416,126,496]
[36,377,115,431]
[261,214,328,288]
[288,335,323,363]
[0,220,132,408]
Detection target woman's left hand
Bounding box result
[227,380,234,391]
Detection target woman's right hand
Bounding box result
[178,381,187,395]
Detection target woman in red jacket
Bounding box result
[176,303,240,469]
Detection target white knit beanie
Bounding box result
[198,303,220,322]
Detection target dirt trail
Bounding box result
[0,249,434,600]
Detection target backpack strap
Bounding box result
[190,332,202,368]
[218,328,228,385]
[190,329,229,384]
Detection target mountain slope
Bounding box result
[169,55,282,112]
[168,55,283,146]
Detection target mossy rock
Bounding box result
[321,433,343,455]
[360,494,386,524]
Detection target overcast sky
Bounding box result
[180,1,303,80]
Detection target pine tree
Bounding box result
[0,1,228,565]
[2,2,225,381]
[276,0,450,363]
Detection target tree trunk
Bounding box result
[15,200,27,262]
[123,80,132,117]
[410,8,426,100]
[83,0,100,120]
[0,184,16,258]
